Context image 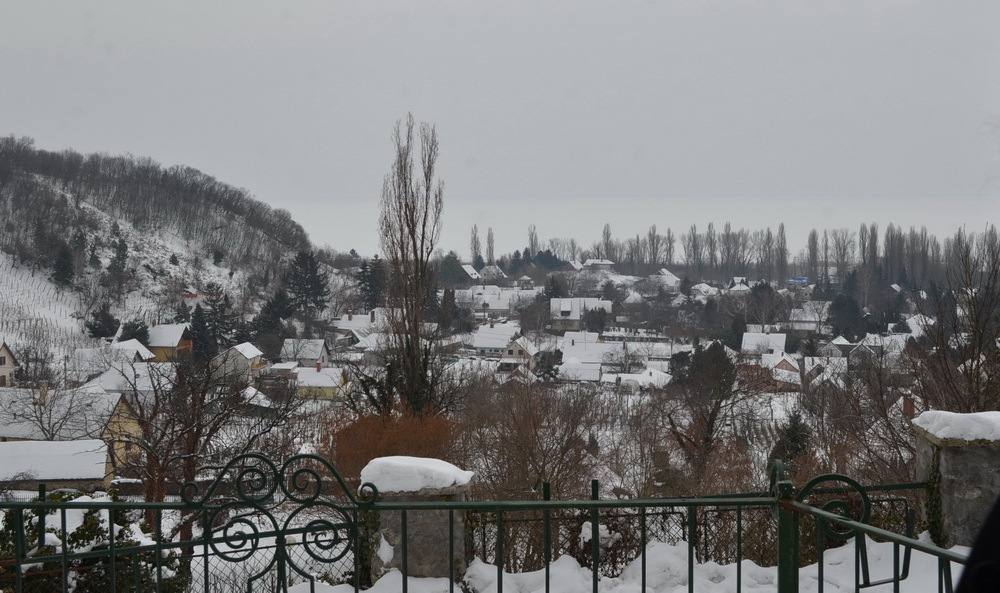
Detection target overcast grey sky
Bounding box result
[2,1,998,259]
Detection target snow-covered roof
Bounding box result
[461,264,482,279]
[97,362,176,394]
[656,268,681,284]
[741,332,787,353]
[281,339,328,361]
[549,298,613,321]
[147,323,189,348]
[0,439,107,481]
[600,368,672,389]
[269,361,299,371]
[913,411,1000,442]
[360,456,474,492]
[760,351,799,371]
[294,366,344,388]
[557,359,602,382]
[583,259,615,266]
[241,386,272,408]
[232,342,263,359]
[624,291,643,304]
[470,321,521,350]
[480,264,507,279]
[112,339,154,361]
[0,384,119,441]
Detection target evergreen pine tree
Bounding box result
[189,304,216,362]
[85,303,120,338]
[202,282,234,349]
[285,250,331,316]
[118,319,151,346]
[358,257,384,311]
[51,243,75,287]
[173,301,191,323]
[769,411,812,473]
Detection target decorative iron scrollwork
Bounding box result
[795,473,872,540]
[181,452,379,588]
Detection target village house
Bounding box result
[548,297,614,332]
[469,321,520,357]
[293,364,349,400]
[497,336,540,375]
[740,332,787,354]
[583,259,615,272]
[213,342,267,384]
[146,323,193,362]
[0,342,20,387]
[280,338,332,367]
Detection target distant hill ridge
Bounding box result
[0,135,311,277]
[0,135,320,357]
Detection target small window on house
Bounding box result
[0,356,5,365]
[508,349,514,354]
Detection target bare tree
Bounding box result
[913,225,1000,413]
[602,223,614,261]
[646,224,662,267]
[470,224,482,264]
[705,222,718,276]
[459,381,598,499]
[664,227,676,266]
[0,382,112,441]
[830,228,856,283]
[527,224,539,255]
[807,229,819,285]
[102,355,300,527]
[775,223,789,283]
[682,224,703,276]
[377,115,445,415]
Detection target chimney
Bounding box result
[348,311,353,321]
[902,395,915,419]
[316,361,322,372]
[370,310,376,323]
[38,381,48,405]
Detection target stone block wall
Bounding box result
[914,421,1000,547]
[365,482,472,582]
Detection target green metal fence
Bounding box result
[0,454,967,593]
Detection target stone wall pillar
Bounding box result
[913,411,1000,547]
[367,482,471,582]
[359,456,474,584]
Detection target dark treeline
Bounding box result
[0,135,309,278]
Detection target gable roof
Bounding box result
[112,339,155,361]
[461,264,482,280]
[232,342,264,359]
[147,324,191,348]
[280,339,329,361]
[0,342,20,367]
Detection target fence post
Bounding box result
[591,480,599,593]
[775,479,798,593]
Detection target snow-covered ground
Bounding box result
[288,536,967,593]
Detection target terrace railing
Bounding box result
[0,454,967,593]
